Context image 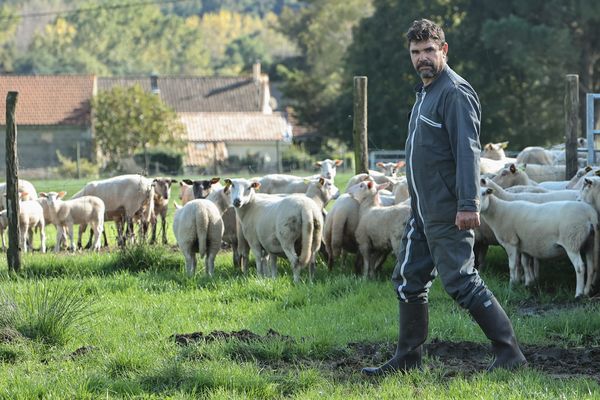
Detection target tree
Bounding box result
[91,85,186,171]
[276,0,374,134]
[0,5,20,73]
[334,0,599,150]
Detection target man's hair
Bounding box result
[406,19,445,47]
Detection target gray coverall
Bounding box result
[392,65,492,309]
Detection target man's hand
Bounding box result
[455,211,480,230]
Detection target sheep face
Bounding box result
[315,159,343,180]
[578,176,600,210]
[227,179,260,209]
[318,177,340,204]
[479,188,493,212]
[182,177,220,199]
[376,161,406,177]
[153,178,177,200]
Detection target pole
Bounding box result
[76,141,81,179]
[353,76,368,174]
[5,91,21,272]
[565,75,579,179]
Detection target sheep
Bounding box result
[172,198,225,277]
[0,210,7,251]
[516,147,554,165]
[39,191,105,252]
[227,178,323,283]
[345,173,400,193]
[347,180,411,278]
[72,174,155,246]
[482,141,517,164]
[17,198,46,253]
[481,178,579,203]
[257,159,343,195]
[375,161,405,177]
[179,181,194,205]
[149,178,177,245]
[0,179,38,210]
[492,164,538,188]
[322,194,362,272]
[521,164,566,183]
[480,188,599,298]
[181,177,221,200]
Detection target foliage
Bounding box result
[92,84,186,171]
[0,5,20,73]
[55,150,99,179]
[14,282,97,345]
[326,0,600,150]
[281,144,314,171]
[277,0,374,130]
[133,147,183,176]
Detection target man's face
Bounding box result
[409,39,448,81]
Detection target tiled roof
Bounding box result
[179,112,291,142]
[0,75,95,126]
[184,141,228,167]
[98,76,266,112]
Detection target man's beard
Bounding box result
[416,61,441,79]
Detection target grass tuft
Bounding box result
[15,281,98,345]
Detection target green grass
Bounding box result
[0,172,597,398]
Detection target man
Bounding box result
[361,19,526,376]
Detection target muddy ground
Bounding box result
[171,328,600,383]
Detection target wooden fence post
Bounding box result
[565,74,580,180]
[353,76,368,175]
[6,91,20,272]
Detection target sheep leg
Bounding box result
[504,245,520,286]
[565,250,586,298]
[521,254,535,287]
[584,245,594,296]
[269,253,278,278]
[359,244,371,278]
[39,223,46,254]
[55,226,64,252]
[67,223,76,252]
[92,223,103,252]
[161,215,168,245]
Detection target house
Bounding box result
[0,75,96,177]
[98,63,293,173]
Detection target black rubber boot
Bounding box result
[361,302,428,376]
[469,296,527,371]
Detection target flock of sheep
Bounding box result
[2,139,600,295]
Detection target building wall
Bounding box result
[0,125,94,171]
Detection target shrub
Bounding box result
[133,147,183,175]
[55,150,99,179]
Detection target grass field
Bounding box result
[0,172,598,399]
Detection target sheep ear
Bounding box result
[376,161,384,167]
[314,161,322,167]
[335,159,343,166]
[224,179,232,187]
[169,179,178,184]
[595,170,600,177]
[318,177,325,185]
[182,179,193,185]
[484,143,492,150]
[585,166,593,172]
[174,202,181,209]
[211,177,220,184]
[486,188,493,195]
[397,160,406,168]
[584,178,593,187]
[251,181,261,190]
[509,164,516,173]
[480,178,487,185]
[39,192,47,198]
[500,141,509,149]
[58,191,67,198]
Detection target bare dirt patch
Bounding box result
[171,329,600,382]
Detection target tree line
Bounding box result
[1,0,599,151]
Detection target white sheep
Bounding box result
[0,210,7,251]
[72,174,155,246]
[347,180,411,278]
[17,199,46,253]
[228,178,323,283]
[39,191,105,252]
[322,194,362,272]
[516,146,555,165]
[482,141,517,164]
[480,188,599,298]
[481,178,579,202]
[172,198,225,277]
[179,181,194,205]
[257,159,343,194]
